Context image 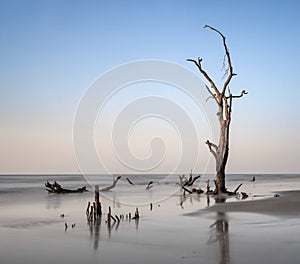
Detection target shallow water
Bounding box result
[0,174,300,264]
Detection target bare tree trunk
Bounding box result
[188,25,247,194]
[216,168,226,193]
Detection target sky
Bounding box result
[0,0,300,174]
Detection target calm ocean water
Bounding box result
[1,173,300,192]
[0,173,300,264]
[1,173,299,190]
[0,173,299,205]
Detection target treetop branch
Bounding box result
[187,58,221,99]
[203,25,236,96]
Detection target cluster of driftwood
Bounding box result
[179,173,203,194]
[45,174,154,195]
[45,181,87,194]
[179,173,248,200]
[101,172,248,199]
[86,185,102,222]
[86,185,140,236]
[105,206,140,225]
[45,172,248,200]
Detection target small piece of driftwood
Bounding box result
[126,178,135,185]
[145,181,153,190]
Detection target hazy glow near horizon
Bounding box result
[0,1,300,174]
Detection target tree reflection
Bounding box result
[88,216,102,250]
[208,211,230,264]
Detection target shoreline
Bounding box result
[204,189,300,217]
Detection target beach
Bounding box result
[0,174,300,264]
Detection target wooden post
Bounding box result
[89,206,94,222]
[135,208,139,219]
[115,215,120,222]
[95,185,102,217]
[206,180,211,193]
[107,206,111,226]
[95,185,99,202]
[93,202,96,221]
[86,201,90,217]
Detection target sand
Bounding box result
[205,190,300,217]
[0,174,300,264]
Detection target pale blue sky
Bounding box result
[0,0,299,174]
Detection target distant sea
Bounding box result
[0,173,299,204]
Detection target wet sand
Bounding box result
[205,190,300,217]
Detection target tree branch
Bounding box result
[205,85,218,103]
[203,25,236,96]
[205,140,218,149]
[205,140,218,159]
[228,90,248,99]
[187,58,221,100]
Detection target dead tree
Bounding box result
[187,25,247,194]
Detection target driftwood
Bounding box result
[182,185,204,195]
[179,171,201,187]
[86,202,91,216]
[132,208,140,220]
[126,177,135,185]
[179,175,187,186]
[204,180,247,198]
[45,181,87,194]
[233,183,243,194]
[94,186,102,216]
[250,176,256,182]
[86,185,102,224]
[181,186,193,194]
[241,192,248,199]
[192,188,204,194]
[100,176,121,191]
[185,174,201,186]
[145,181,153,190]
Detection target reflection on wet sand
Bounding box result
[178,191,201,209]
[207,195,230,264]
[208,211,230,264]
[178,192,230,263]
[88,217,102,250]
